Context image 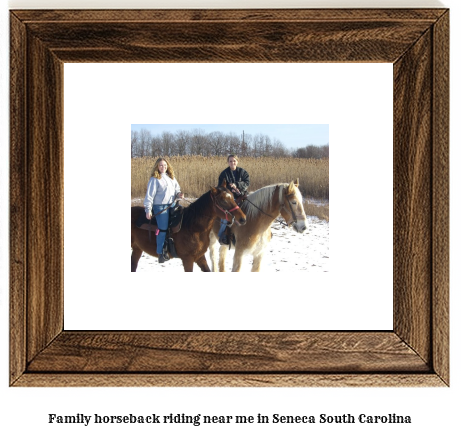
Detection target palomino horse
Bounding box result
[131,181,246,272]
[209,181,307,272]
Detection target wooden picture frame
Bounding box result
[10,9,449,387]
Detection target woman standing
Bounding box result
[217,154,250,245]
[144,157,184,263]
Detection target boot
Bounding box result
[158,253,169,263]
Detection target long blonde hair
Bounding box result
[151,157,176,180]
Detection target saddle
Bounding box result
[135,204,184,259]
[135,203,184,234]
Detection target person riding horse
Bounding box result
[144,157,184,263]
[217,154,250,245]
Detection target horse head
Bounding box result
[280,180,307,233]
[210,180,247,226]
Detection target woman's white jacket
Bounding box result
[144,174,181,213]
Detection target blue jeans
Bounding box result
[218,219,227,239]
[152,203,174,255]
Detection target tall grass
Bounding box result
[132,155,329,201]
[303,202,329,222]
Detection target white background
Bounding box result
[1,1,459,436]
[63,63,392,331]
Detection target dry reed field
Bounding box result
[132,156,329,220]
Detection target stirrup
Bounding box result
[167,237,177,258]
[219,234,229,246]
[163,252,170,261]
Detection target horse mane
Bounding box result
[181,190,212,229]
[242,183,290,220]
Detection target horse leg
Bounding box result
[181,257,195,272]
[218,245,228,272]
[209,231,219,272]
[231,247,245,272]
[250,231,270,272]
[251,253,264,272]
[196,255,211,272]
[131,246,143,272]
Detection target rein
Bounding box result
[245,191,303,228]
[179,192,240,224]
[244,197,290,228]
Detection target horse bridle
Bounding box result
[281,192,304,225]
[210,191,240,224]
[244,189,304,228]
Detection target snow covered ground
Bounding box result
[134,215,329,273]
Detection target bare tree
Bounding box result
[190,129,209,155]
[131,130,139,158]
[263,135,273,156]
[320,144,329,158]
[227,132,241,156]
[251,133,266,158]
[131,128,328,159]
[174,130,190,155]
[161,131,175,156]
[138,129,152,157]
[272,138,289,157]
[292,144,329,159]
[208,131,226,156]
[150,135,163,157]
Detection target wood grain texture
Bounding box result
[432,11,450,385]
[25,20,435,63]
[26,34,64,361]
[12,9,447,22]
[9,12,27,384]
[13,374,447,388]
[9,9,449,387]
[393,28,433,363]
[13,9,448,64]
[27,332,429,373]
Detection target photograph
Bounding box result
[130,124,329,272]
[1,1,457,436]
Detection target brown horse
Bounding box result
[131,181,247,272]
[209,181,307,272]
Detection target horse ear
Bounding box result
[210,186,218,195]
[220,179,227,188]
[295,178,299,187]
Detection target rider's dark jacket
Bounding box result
[218,167,250,198]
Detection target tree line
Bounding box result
[131,128,328,159]
[292,144,329,159]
